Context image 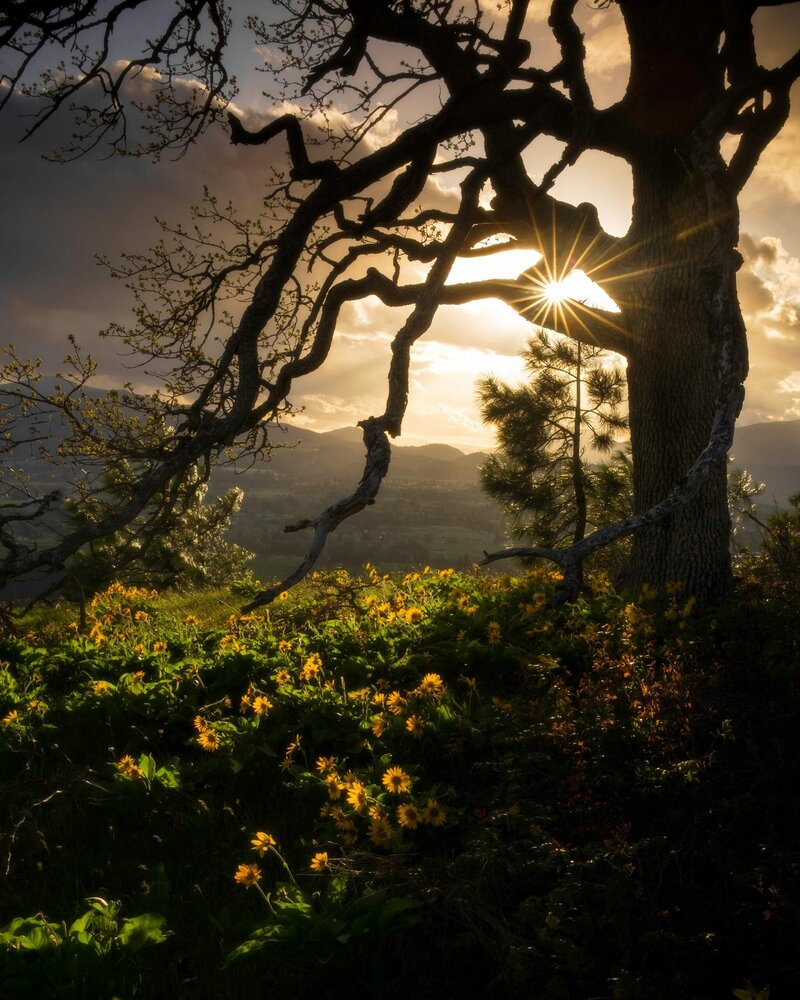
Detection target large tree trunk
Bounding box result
[622,151,740,599]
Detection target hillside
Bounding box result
[3,566,799,998]
[730,417,800,505]
[3,381,799,584]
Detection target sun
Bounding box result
[542,279,570,306]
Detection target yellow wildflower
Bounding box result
[368,818,392,847]
[2,710,20,727]
[197,729,220,752]
[422,799,446,827]
[371,714,388,738]
[183,614,201,626]
[346,781,367,812]
[339,819,358,846]
[417,673,445,697]
[310,852,329,873]
[486,621,501,645]
[275,668,292,686]
[250,831,277,855]
[252,695,273,716]
[368,803,387,822]
[152,641,167,653]
[405,715,424,738]
[396,803,421,829]
[330,807,348,827]
[193,715,207,732]
[281,734,302,768]
[234,863,262,887]
[300,653,323,682]
[405,607,424,624]
[93,680,111,696]
[382,767,411,794]
[116,755,143,779]
[386,691,407,716]
[325,773,345,800]
[316,755,337,774]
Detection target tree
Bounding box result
[62,464,253,598]
[477,329,628,558]
[1,1,799,607]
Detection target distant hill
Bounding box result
[731,418,800,506]
[238,422,488,487]
[3,382,798,587]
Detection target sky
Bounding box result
[1,2,799,451]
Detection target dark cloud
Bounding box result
[0,83,285,379]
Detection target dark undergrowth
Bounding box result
[1,561,798,999]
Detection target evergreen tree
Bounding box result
[477,330,629,564]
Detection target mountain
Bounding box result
[731,418,800,506]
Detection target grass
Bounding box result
[1,564,798,999]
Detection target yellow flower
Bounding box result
[152,641,168,653]
[386,691,407,716]
[325,773,345,800]
[368,818,392,847]
[404,607,424,624]
[396,803,421,829]
[339,820,358,846]
[422,799,446,827]
[219,634,242,652]
[368,803,387,821]
[197,729,220,752]
[234,863,262,887]
[405,715,424,738]
[330,806,348,827]
[281,733,302,768]
[439,568,455,579]
[275,668,292,686]
[252,695,273,716]
[310,851,329,873]
[300,653,323,682]
[382,767,411,794]
[250,831,277,855]
[417,673,445,697]
[2,710,20,727]
[316,755,337,774]
[458,674,477,691]
[93,680,111,696]
[346,781,367,812]
[278,640,292,653]
[371,714,387,738]
[193,715,207,732]
[486,621,501,646]
[116,755,143,779]
[134,610,149,621]
[183,614,201,626]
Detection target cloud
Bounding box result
[737,234,800,424]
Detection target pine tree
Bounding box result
[477,330,629,567]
